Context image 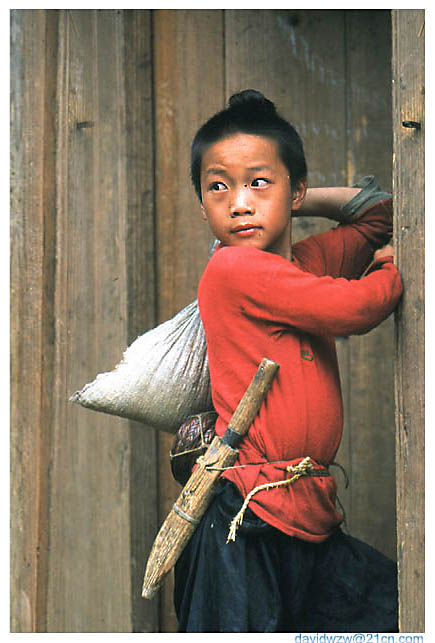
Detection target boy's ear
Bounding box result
[291,180,307,211]
[200,203,208,221]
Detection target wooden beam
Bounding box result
[392,8,425,633]
[123,9,159,632]
[10,9,58,631]
[344,10,396,560]
[46,10,132,631]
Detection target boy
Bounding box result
[174,90,402,633]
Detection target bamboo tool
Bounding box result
[142,357,280,599]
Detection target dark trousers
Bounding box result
[174,481,398,633]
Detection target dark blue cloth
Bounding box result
[174,481,398,633]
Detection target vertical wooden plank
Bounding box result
[34,11,60,630]
[392,9,425,632]
[10,9,57,632]
[154,9,224,316]
[47,10,132,631]
[344,11,393,191]
[123,9,159,632]
[152,9,225,632]
[339,10,396,559]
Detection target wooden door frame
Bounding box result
[392,9,425,633]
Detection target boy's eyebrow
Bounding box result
[247,164,273,172]
[203,167,228,177]
[203,164,274,177]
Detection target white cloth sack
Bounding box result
[70,300,213,434]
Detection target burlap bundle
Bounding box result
[70,300,213,434]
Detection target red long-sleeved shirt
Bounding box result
[197,198,402,542]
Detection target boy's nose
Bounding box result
[230,186,255,217]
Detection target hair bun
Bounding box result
[228,89,276,114]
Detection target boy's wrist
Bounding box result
[339,175,391,221]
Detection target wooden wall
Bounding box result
[11,9,404,633]
[392,9,425,632]
[11,9,159,632]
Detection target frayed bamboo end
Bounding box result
[142,582,159,600]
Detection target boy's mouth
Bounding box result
[231,223,262,236]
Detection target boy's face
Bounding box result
[199,133,306,259]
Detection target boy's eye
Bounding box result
[209,181,227,192]
[251,178,270,188]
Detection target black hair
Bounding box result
[190,89,307,201]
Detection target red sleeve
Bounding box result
[202,246,402,338]
[292,197,393,280]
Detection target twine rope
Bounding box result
[205,458,304,471]
[226,456,314,543]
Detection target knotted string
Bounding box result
[226,456,314,543]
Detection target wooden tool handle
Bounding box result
[222,358,280,445]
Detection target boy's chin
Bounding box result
[225,239,265,251]
[224,240,289,258]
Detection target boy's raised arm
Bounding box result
[296,186,362,220]
[295,176,391,222]
[204,245,402,339]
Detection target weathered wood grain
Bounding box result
[152,9,225,631]
[10,9,58,632]
[123,9,159,632]
[340,10,396,559]
[392,8,425,632]
[46,10,131,632]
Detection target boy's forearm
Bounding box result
[294,187,362,220]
